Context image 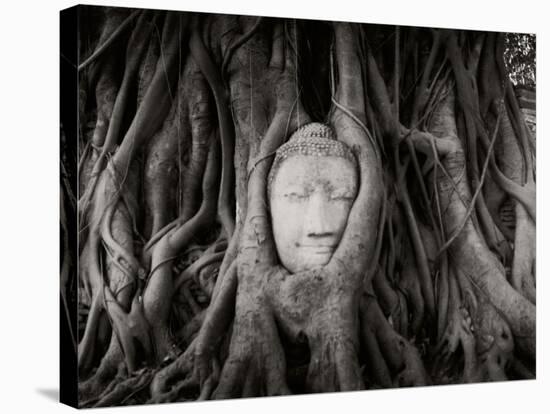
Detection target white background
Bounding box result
[0,0,547,412]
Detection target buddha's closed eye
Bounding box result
[283,191,354,202]
[284,192,309,200]
[329,193,354,201]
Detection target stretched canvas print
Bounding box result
[60,4,536,408]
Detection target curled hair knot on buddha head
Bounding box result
[267,122,358,197]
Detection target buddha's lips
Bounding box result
[296,244,336,254]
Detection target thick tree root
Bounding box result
[149,340,198,401]
[428,83,535,357]
[93,368,155,407]
[360,294,429,387]
[79,339,125,403]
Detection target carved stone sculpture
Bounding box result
[268,122,359,273]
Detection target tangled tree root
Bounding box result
[74,9,536,404]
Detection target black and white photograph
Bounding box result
[3,1,548,413]
[58,3,539,408]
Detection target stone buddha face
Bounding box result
[268,123,359,273]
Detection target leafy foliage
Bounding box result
[504,33,536,87]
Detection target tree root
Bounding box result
[190,24,236,238]
[143,139,219,363]
[79,9,141,72]
[428,82,535,358]
[433,303,479,383]
[397,241,426,339]
[174,247,225,291]
[91,11,155,212]
[92,368,155,407]
[194,261,238,386]
[471,295,514,382]
[78,234,107,377]
[306,330,363,392]
[213,294,290,399]
[149,339,198,401]
[491,100,536,303]
[360,293,429,387]
[103,287,155,372]
[511,204,535,303]
[142,78,184,238]
[79,339,125,403]
[78,287,105,377]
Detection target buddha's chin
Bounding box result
[293,249,333,271]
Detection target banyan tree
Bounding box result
[59,5,536,407]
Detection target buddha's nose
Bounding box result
[304,192,333,238]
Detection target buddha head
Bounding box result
[268,122,359,273]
